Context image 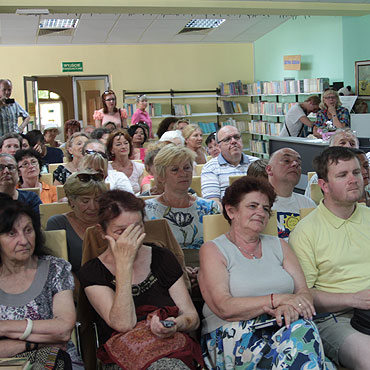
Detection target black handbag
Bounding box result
[351,308,370,335]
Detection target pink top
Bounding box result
[141,174,154,186]
[93,108,128,128]
[130,109,153,137]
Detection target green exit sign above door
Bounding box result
[62,62,83,72]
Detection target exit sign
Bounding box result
[62,62,83,72]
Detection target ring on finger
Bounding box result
[298,303,302,307]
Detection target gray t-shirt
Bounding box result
[202,233,294,334]
[280,104,306,137]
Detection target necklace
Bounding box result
[227,232,260,260]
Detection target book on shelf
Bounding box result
[173,104,191,116]
[219,80,249,96]
[198,122,218,134]
[248,120,284,136]
[246,78,329,95]
[149,103,162,117]
[220,118,247,132]
[250,139,270,155]
[218,100,244,114]
[248,102,297,116]
[123,103,136,117]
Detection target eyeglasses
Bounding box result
[105,98,116,102]
[0,164,17,172]
[76,173,105,183]
[324,96,337,100]
[84,149,108,159]
[218,134,242,144]
[18,159,39,169]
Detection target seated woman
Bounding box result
[352,148,370,206]
[79,139,133,193]
[128,122,149,162]
[15,148,57,204]
[0,197,82,369]
[205,132,220,159]
[313,89,349,138]
[78,190,201,369]
[198,176,333,370]
[182,124,207,165]
[47,171,107,274]
[106,129,144,194]
[53,132,89,185]
[145,145,220,283]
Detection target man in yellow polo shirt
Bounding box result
[290,146,370,370]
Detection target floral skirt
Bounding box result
[202,317,336,370]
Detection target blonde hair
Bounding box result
[64,170,107,200]
[79,153,108,177]
[320,89,341,110]
[154,144,196,179]
[173,119,190,130]
[182,124,202,141]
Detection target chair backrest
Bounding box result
[195,164,204,176]
[56,185,65,201]
[307,171,316,182]
[20,187,41,197]
[310,183,323,205]
[299,207,315,219]
[229,175,244,185]
[203,211,278,242]
[206,155,212,162]
[43,229,68,260]
[139,195,157,200]
[48,162,65,175]
[40,173,53,186]
[191,175,202,197]
[40,202,72,229]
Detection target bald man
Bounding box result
[266,148,316,239]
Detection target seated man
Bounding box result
[26,129,64,169]
[266,148,316,239]
[290,146,370,369]
[0,132,21,156]
[0,153,42,215]
[201,125,257,205]
[305,128,359,198]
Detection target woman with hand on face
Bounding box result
[128,122,149,162]
[182,124,207,165]
[107,129,144,195]
[78,190,201,370]
[43,123,61,148]
[0,197,83,369]
[53,132,89,186]
[130,95,154,139]
[15,149,57,204]
[313,89,349,138]
[199,176,332,370]
[47,171,107,274]
[93,90,128,129]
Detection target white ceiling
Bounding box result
[0,0,369,45]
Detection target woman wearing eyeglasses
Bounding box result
[14,149,57,204]
[79,139,134,193]
[93,90,128,129]
[46,171,107,274]
[313,89,349,139]
[130,94,154,139]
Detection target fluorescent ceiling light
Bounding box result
[16,9,49,15]
[185,19,225,29]
[39,18,79,29]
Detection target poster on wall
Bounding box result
[355,60,370,98]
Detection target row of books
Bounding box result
[246,78,329,95]
[124,103,162,117]
[250,139,269,155]
[174,104,191,116]
[219,80,249,96]
[247,102,297,116]
[218,100,245,114]
[198,121,218,134]
[248,120,284,136]
[220,118,248,132]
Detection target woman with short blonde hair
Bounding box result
[182,124,207,165]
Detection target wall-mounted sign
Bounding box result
[62,62,83,72]
[284,55,301,71]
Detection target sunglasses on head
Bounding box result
[84,149,108,159]
[76,173,105,183]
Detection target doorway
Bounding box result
[23,75,109,140]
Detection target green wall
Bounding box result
[254,16,344,84]
[342,15,370,90]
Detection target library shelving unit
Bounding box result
[244,78,328,158]
[123,88,251,136]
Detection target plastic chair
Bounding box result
[20,187,41,197]
[191,176,202,197]
[203,211,278,242]
[307,171,316,182]
[310,183,323,205]
[39,202,72,229]
[43,229,68,260]
[41,173,53,186]
[299,207,315,219]
[229,175,245,185]
[56,185,65,201]
[195,164,204,176]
